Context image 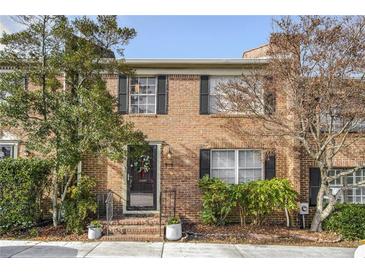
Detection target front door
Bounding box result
[127,145,157,211]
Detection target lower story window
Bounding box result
[211,149,263,184]
[0,144,15,160]
[329,169,365,204]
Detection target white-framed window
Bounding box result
[129,76,157,114]
[208,76,239,114]
[328,169,365,204]
[211,149,263,184]
[0,143,17,160]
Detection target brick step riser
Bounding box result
[106,227,161,235]
[106,220,164,226]
[102,235,163,242]
[101,217,166,226]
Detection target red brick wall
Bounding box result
[82,73,298,223]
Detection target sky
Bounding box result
[0,16,273,58]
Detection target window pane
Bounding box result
[147,96,156,105]
[138,105,147,113]
[0,145,13,160]
[208,76,238,113]
[209,95,218,114]
[130,85,137,94]
[147,77,156,86]
[139,95,147,105]
[239,150,261,168]
[130,95,138,105]
[130,105,138,114]
[211,169,235,184]
[139,78,147,86]
[131,78,138,85]
[147,86,156,94]
[211,150,235,168]
[239,169,261,183]
[146,105,155,114]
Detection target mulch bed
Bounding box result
[0,223,361,248]
[182,223,360,248]
[0,225,88,241]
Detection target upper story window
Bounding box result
[328,168,365,204]
[208,76,238,114]
[210,149,263,184]
[129,76,157,114]
[200,75,275,116]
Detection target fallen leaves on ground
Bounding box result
[182,223,359,248]
[0,225,88,241]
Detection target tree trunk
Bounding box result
[51,171,59,227]
[310,210,322,232]
[310,181,326,232]
[310,179,337,232]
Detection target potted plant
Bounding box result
[88,220,102,240]
[165,217,182,241]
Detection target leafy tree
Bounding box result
[216,16,365,231]
[0,16,147,226]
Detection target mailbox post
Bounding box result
[299,202,309,229]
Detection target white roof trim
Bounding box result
[124,58,269,65]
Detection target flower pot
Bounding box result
[354,242,365,258]
[165,223,182,241]
[88,227,102,240]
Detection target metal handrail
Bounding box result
[159,189,177,237]
[105,190,113,236]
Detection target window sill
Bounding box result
[127,113,159,118]
[209,113,253,118]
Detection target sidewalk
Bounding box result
[0,240,356,258]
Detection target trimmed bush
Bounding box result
[244,179,298,225]
[63,176,97,234]
[0,158,52,234]
[324,204,365,240]
[198,176,236,225]
[198,176,298,226]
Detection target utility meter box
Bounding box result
[299,202,309,215]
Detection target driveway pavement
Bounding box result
[0,240,356,258]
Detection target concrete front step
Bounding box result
[101,234,164,242]
[107,225,161,235]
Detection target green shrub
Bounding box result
[198,176,236,225]
[167,217,181,225]
[324,204,365,240]
[0,158,52,234]
[63,176,97,234]
[88,220,102,229]
[231,183,250,226]
[244,179,298,225]
[198,176,298,226]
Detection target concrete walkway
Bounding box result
[0,240,356,258]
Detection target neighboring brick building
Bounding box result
[2,44,365,230]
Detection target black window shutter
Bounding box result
[264,91,276,115]
[265,154,276,179]
[309,167,321,206]
[157,75,168,114]
[118,75,128,114]
[200,75,209,114]
[200,149,211,178]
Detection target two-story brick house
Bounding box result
[2,43,365,240]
